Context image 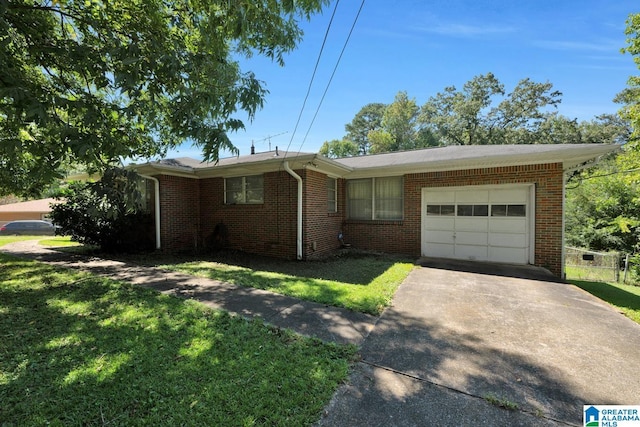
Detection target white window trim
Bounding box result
[347,176,404,220]
[224,175,264,205]
[327,177,338,213]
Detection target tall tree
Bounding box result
[0,0,327,196]
[419,73,562,145]
[617,13,640,139]
[369,91,437,154]
[318,139,359,158]
[419,72,504,146]
[344,103,386,155]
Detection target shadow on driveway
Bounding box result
[320,260,640,426]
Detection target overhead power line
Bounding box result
[283,0,341,156]
[296,0,366,154]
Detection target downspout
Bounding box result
[140,175,161,250]
[283,161,303,260]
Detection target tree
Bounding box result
[0,0,327,197]
[318,139,359,158]
[344,103,386,155]
[419,72,504,146]
[369,91,437,154]
[419,73,562,145]
[50,168,154,252]
[618,13,640,139]
[565,147,640,254]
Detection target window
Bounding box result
[426,205,455,216]
[457,204,488,217]
[491,204,526,217]
[327,177,337,213]
[347,177,403,220]
[225,175,264,204]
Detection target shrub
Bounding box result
[51,168,154,252]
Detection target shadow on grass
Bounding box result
[569,279,640,314]
[0,255,355,425]
[126,249,412,286]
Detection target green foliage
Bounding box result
[369,91,438,153]
[0,255,355,425]
[344,102,386,154]
[569,279,640,324]
[319,139,359,158]
[419,72,563,145]
[0,0,328,196]
[565,145,640,254]
[618,13,640,139]
[50,167,154,252]
[328,73,625,159]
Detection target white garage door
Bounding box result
[421,185,533,264]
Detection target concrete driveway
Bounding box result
[319,259,640,427]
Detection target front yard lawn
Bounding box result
[569,279,640,324]
[0,253,356,426]
[152,251,415,315]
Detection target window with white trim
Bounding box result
[327,177,337,213]
[224,175,264,204]
[347,177,403,220]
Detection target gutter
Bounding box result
[139,174,161,250]
[283,161,303,260]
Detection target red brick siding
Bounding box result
[343,163,564,276]
[157,175,200,251]
[198,171,299,259]
[302,169,344,259]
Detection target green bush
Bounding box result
[51,168,154,252]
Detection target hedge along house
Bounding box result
[131,143,619,278]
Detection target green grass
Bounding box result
[565,264,619,283]
[38,236,81,247]
[0,235,79,248]
[569,279,640,324]
[484,394,519,411]
[0,253,357,426]
[152,251,415,315]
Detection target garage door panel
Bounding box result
[422,186,531,264]
[489,233,527,247]
[489,247,528,264]
[455,190,488,203]
[426,243,455,258]
[455,245,488,261]
[456,231,488,246]
[489,219,527,233]
[424,217,455,230]
[426,192,455,204]
[455,218,488,231]
[426,230,455,244]
[490,189,528,203]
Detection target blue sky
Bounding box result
[166,0,639,160]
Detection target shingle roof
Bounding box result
[331,143,619,177]
[133,144,619,179]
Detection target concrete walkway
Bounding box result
[3,242,640,426]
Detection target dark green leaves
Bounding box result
[0,0,328,196]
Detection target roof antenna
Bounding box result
[274,146,279,157]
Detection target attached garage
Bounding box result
[134,143,620,278]
[421,185,534,264]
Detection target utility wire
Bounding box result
[296,0,366,155]
[283,0,341,157]
[566,167,640,189]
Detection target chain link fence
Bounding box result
[565,247,621,282]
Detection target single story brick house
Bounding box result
[132,143,619,277]
[0,198,57,226]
